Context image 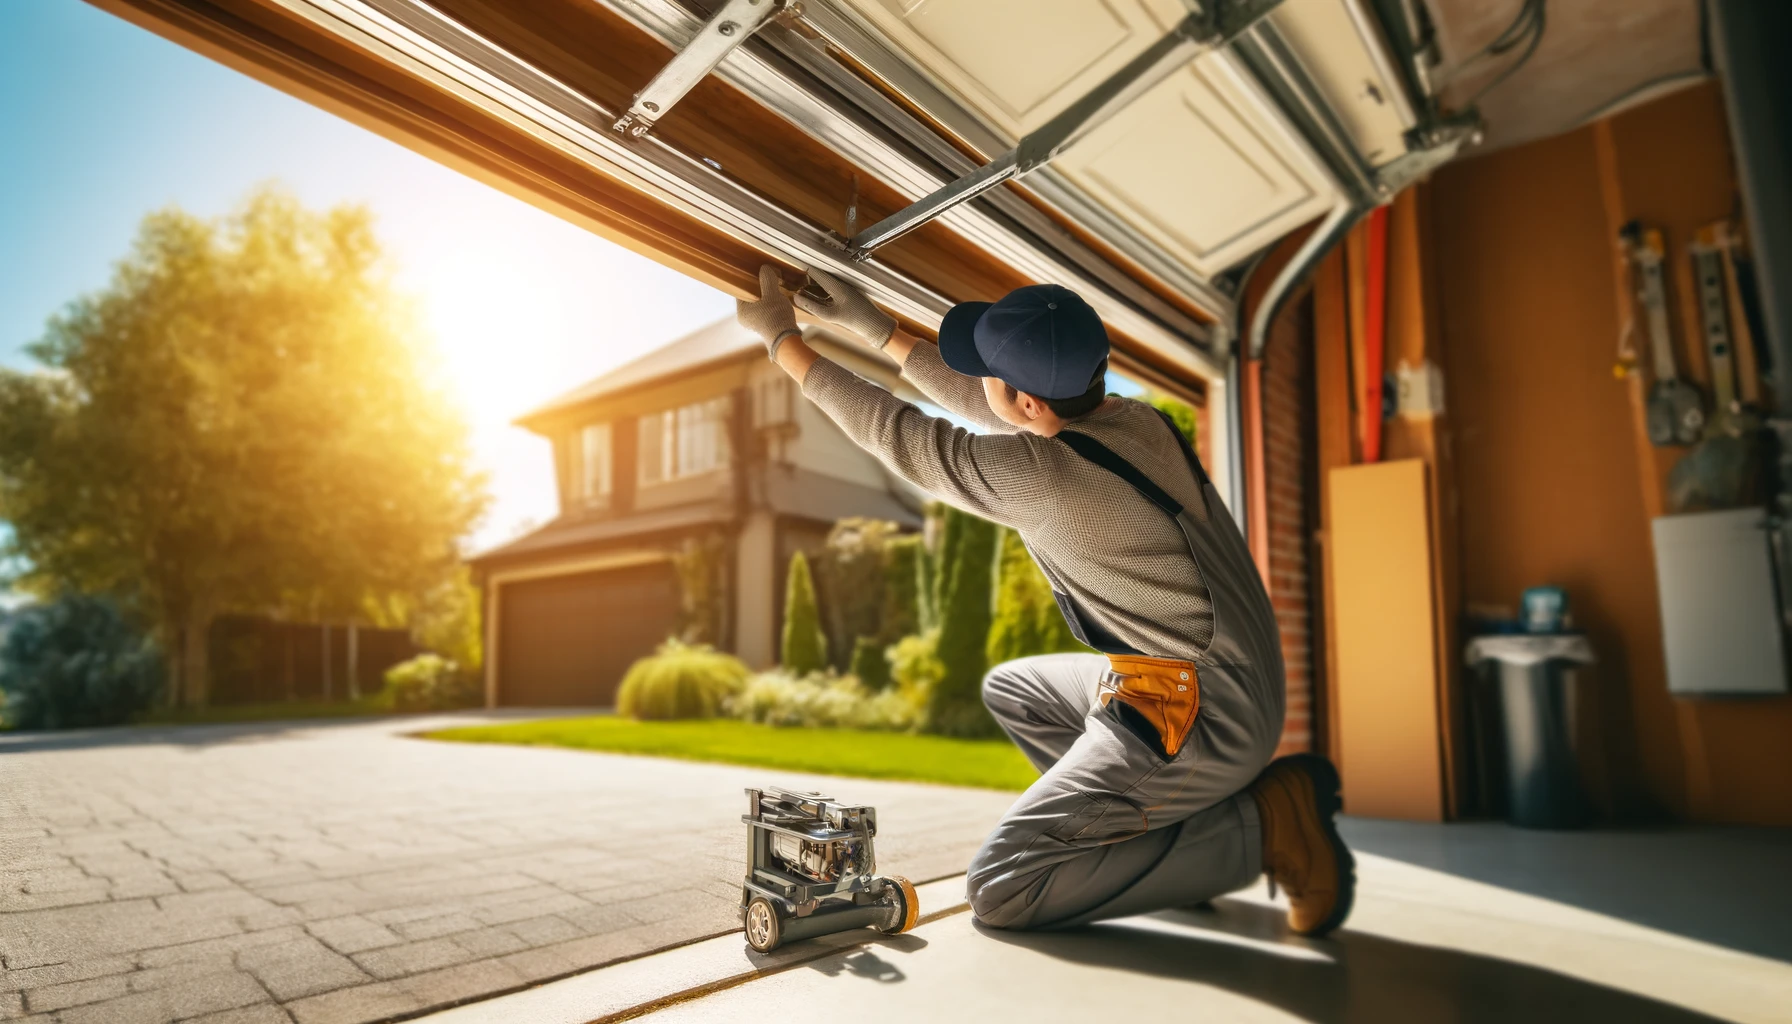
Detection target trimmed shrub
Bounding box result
[728,670,917,731]
[932,502,964,619]
[781,552,828,676]
[0,596,162,730]
[988,527,1090,665]
[924,507,999,737]
[1146,393,1199,446]
[617,639,749,720]
[384,653,480,712]
[882,534,923,642]
[914,536,939,632]
[815,518,899,669]
[890,628,944,697]
[849,635,891,690]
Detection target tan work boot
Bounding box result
[1249,753,1355,936]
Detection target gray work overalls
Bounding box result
[965,412,1287,930]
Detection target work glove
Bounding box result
[736,265,803,361]
[792,266,896,349]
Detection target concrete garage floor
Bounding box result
[0,714,1013,1024]
[7,716,1790,1024]
[428,822,1792,1024]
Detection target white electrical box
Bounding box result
[1652,507,1788,696]
[1396,360,1445,418]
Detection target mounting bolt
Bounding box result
[719,21,738,35]
[643,101,660,113]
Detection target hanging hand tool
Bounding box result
[1691,225,1755,437]
[1714,223,1765,408]
[1621,221,1704,446]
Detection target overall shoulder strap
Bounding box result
[1147,408,1214,490]
[1058,409,1212,513]
[1056,429,1181,516]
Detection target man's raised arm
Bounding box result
[793,268,1018,434]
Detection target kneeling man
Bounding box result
[737,266,1353,934]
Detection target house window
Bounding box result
[578,422,611,505]
[639,397,731,485]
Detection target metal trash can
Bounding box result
[1465,635,1596,829]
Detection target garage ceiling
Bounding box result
[1426,0,1705,152]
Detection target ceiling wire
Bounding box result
[1435,0,1548,104]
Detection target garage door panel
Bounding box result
[1057,65,1326,274]
[498,561,680,707]
[852,0,1165,138]
[839,0,1336,275]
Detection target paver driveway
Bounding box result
[0,713,1015,1024]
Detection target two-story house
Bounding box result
[468,318,926,707]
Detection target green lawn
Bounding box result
[423,716,1040,792]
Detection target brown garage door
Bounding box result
[497,561,681,706]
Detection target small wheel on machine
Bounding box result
[744,896,782,953]
[879,875,920,935]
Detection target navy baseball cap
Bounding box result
[937,284,1110,400]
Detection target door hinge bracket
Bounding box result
[614,0,784,138]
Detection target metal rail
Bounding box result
[791,0,1264,317]
[845,0,1286,258]
[1232,15,1480,362]
[612,0,783,137]
[600,0,1227,372]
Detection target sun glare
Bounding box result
[388,206,733,551]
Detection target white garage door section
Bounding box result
[839,0,1341,275]
[1267,0,1414,166]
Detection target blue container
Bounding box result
[1521,586,1569,635]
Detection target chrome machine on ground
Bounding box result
[740,788,918,953]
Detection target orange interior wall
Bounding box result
[1430,83,1792,824]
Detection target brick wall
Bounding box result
[1263,295,1319,756]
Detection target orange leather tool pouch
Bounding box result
[1100,654,1201,758]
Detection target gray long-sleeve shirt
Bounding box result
[801,342,1215,658]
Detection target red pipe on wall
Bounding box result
[1242,358,1270,586]
[1363,205,1390,463]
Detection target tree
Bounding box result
[0,595,163,730]
[988,527,1089,665]
[405,565,484,676]
[924,506,998,736]
[0,188,485,708]
[780,551,828,676]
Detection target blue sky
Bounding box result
[0,0,736,558]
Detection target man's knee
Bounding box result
[984,660,1056,731]
[980,661,1024,713]
[964,845,1034,931]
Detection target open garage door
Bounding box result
[88,0,1483,514]
[495,561,681,706]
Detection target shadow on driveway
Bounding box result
[976,899,1732,1024]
